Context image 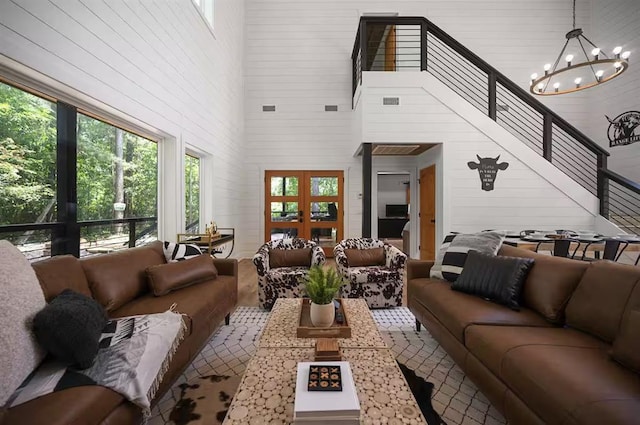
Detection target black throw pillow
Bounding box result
[451,250,534,310]
[33,289,108,369]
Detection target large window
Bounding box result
[185,153,200,233]
[0,80,158,261]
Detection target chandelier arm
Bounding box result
[577,37,599,80]
[581,34,610,59]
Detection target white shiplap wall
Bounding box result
[0,0,245,247]
[360,75,597,235]
[244,0,600,255]
[586,0,640,183]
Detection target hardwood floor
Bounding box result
[236,258,408,308]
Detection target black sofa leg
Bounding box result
[225,313,230,325]
[415,319,422,332]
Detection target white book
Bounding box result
[294,361,360,419]
[293,417,359,425]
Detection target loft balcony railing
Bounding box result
[352,16,639,233]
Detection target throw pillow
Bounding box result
[269,248,312,268]
[440,231,505,282]
[32,289,108,369]
[163,241,202,263]
[147,254,218,296]
[612,309,640,373]
[344,248,386,267]
[452,250,534,310]
[430,233,458,279]
[0,240,47,406]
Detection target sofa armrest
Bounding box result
[212,258,237,277]
[407,260,434,281]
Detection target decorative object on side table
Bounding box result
[297,299,351,338]
[315,338,342,361]
[303,266,344,327]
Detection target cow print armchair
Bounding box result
[333,238,407,308]
[253,238,326,309]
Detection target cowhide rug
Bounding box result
[169,374,241,425]
[398,363,447,425]
[169,366,444,425]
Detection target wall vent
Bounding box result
[497,104,510,112]
[325,105,338,111]
[262,105,276,112]
[383,97,400,106]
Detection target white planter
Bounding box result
[310,301,335,327]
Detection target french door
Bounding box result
[265,170,344,256]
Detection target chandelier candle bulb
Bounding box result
[595,70,604,82]
[553,82,560,93]
[574,77,582,88]
[592,47,600,59]
[613,46,623,58]
[622,51,631,59]
[566,54,574,66]
[614,61,622,69]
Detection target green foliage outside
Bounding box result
[0,82,158,243]
[185,154,200,232]
[303,266,344,305]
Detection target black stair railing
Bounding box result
[351,16,640,230]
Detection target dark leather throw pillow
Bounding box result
[344,248,386,267]
[146,254,218,296]
[452,250,534,310]
[33,289,108,369]
[269,248,312,268]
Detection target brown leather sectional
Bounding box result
[3,241,237,425]
[407,244,640,425]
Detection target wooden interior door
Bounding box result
[419,165,436,260]
[265,170,344,257]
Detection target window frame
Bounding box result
[191,0,215,37]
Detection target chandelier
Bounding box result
[530,0,630,96]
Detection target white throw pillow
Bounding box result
[0,240,47,405]
[430,232,505,282]
[162,241,203,263]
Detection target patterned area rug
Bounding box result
[148,307,506,425]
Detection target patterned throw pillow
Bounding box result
[163,241,203,263]
[429,233,458,279]
[440,232,505,282]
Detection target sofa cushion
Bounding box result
[110,276,235,336]
[412,279,551,343]
[612,309,640,373]
[4,387,125,425]
[465,325,606,380]
[452,250,534,310]
[163,241,203,263]
[344,248,385,267]
[439,232,505,282]
[429,233,457,279]
[269,248,312,268]
[498,244,588,324]
[33,289,107,369]
[146,255,218,296]
[81,244,166,311]
[501,344,640,425]
[565,261,640,342]
[0,240,47,406]
[32,255,92,301]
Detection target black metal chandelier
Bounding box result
[530,0,630,96]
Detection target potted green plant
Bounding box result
[303,266,344,327]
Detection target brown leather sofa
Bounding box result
[407,244,640,425]
[3,241,237,425]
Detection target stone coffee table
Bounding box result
[223,299,427,424]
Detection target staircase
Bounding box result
[351,16,640,234]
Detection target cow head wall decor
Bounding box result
[607,111,640,147]
[467,155,509,191]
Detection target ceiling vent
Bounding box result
[382,97,400,106]
[372,144,420,155]
[325,105,338,111]
[262,105,276,112]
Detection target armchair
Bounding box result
[333,238,407,308]
[253,238,325,309]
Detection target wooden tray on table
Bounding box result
[297,299,351,339]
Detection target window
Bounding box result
[0,79,159,261]
[185,153,200,233]
[77,114,158,254]
[192,0,214,30]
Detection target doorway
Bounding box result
[264,170,344,256]
[419,165,436,260]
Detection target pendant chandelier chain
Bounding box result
[572,0,576,29]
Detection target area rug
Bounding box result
[169,374,241,425]
[149,307,506,425]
